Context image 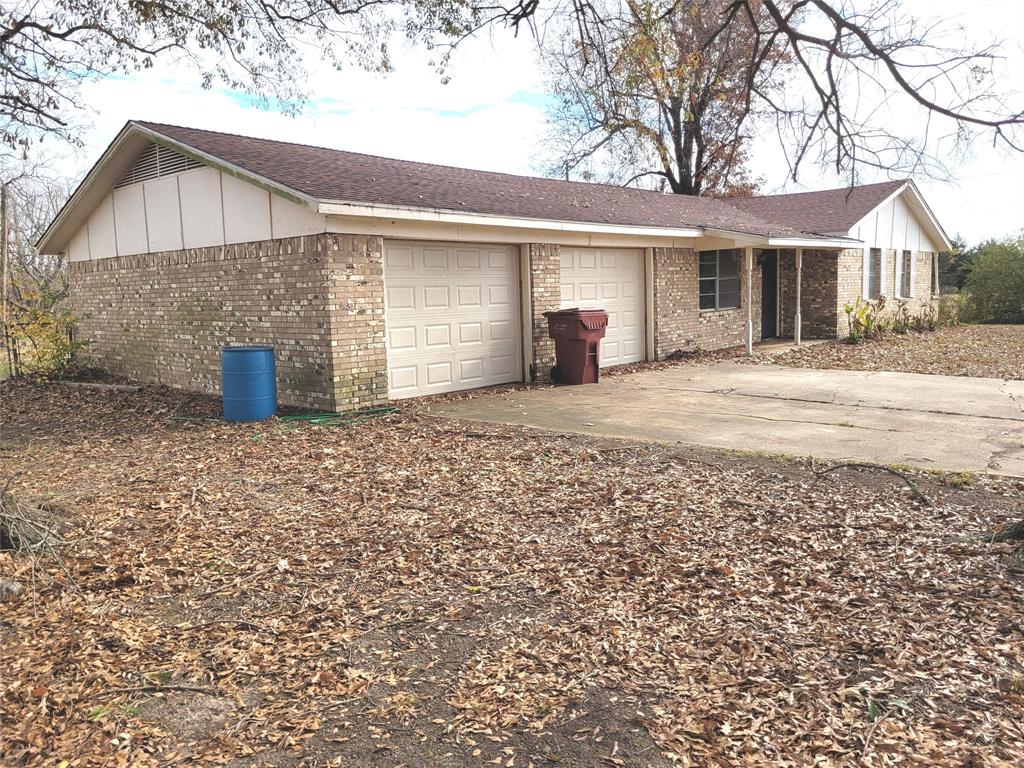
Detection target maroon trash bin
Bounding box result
[543,308,609,384]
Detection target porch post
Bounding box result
[795,248,803,346]
[745,246,754,355]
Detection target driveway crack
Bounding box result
[1000,380,1024,417]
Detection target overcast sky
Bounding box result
[55,0,1023,247]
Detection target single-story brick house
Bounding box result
[38,121,952,410]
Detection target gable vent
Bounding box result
[115,143,204,188]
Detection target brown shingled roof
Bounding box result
[137,121,825,239]
[726,180,907,236]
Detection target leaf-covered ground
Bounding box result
[1,381,1023,767]
[765,324,1024,380]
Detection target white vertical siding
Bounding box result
[113,185,148,256]
[64,164,327,260]
[222,172,272,244]
[892,196,909,251]
[178,167,226,249]
[87,194,117,259]
[143,175,184,252]
[68,224,91,262]
[271,193,327,239]
[849,190,940,253]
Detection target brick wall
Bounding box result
[324,235,389,408]
[527,243,561,382]
[835,248,865,338]
[652,247,762,357]
[69,233,385,411]
[834,249,936,340]
[777,249,841,339]
[912,253,935,309]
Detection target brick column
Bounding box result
[651,247,695,359]
[526,243,561,382]
[324,234,389,409]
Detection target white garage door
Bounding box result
[560,247,645,367]
[384,241,522,398]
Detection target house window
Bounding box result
[699,249,741,310]
[866,248,882,299]
[899,250,913,298]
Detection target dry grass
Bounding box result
[1,380,1022,767]
[766,324,1024,380]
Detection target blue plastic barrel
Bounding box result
[221,346,277,422]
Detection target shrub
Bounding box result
[958,236,1024,324]
[3,309,90,379]
[845,295,954,342]
[935,295,960,327]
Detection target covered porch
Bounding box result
[741,247,847,352]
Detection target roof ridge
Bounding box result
[740,179,909,202]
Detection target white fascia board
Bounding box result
[902,181,953,251]
[37,123,140,253]
[703,227,860,249]
[318,200,703,239]
[766,236,863,248]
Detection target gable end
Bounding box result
[115,143,204,189]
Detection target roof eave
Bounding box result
[37,122,141,254]
[902,180,954,251]
[703,227,861,249]
[318,200,704,239]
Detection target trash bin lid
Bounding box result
[543,307,609,317]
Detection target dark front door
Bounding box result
[760,250,778,339]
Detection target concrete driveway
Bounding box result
[427,363,1024,476]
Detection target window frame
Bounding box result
[865,248,882,300]
[698,249,741,311]
[898,250,913,299]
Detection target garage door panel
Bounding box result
[424,324,451,348]
[561,247,644,367]
[459,322,483,344]
[388,326,417,351]
[422,285,451,309]
[460,359,484,381]
[489,319,514,341]
[457,285,481,307]
[488,354,517,378]
[387,285,416,310]
[390,365,419,394]
[385,241,522,398]
[488,284,511,305]
[386,246,413,269]
[422,248,449,269]
[488,251,512,269]
[425,361,453,386]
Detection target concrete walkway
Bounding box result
[427,363,1024,476]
